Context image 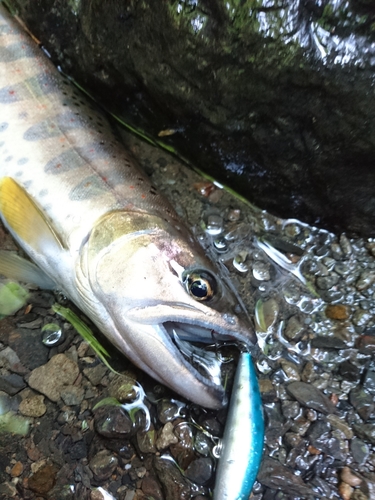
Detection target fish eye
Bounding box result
[183,270,217,301]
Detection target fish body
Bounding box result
[0,5,255,408]
[213,352,264,499]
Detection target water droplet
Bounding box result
[252,261,270,281]
[223,313,236,325]
[41,323,64,346]
[233,252,248,272]
[205,214,223,236]
[213,237,228,253]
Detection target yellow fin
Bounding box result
[0,177,65,254]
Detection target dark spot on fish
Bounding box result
[69,175,106,200]
[0,122,8,132]
[44,143,107,174]
[137,177,144,182]
[0,141,4,148]
[39,189,48,197]
[4,156,13,162]
[24,180,32,189]
[17,158,29,165]
[0,74,56,103]
[0,42,35,62]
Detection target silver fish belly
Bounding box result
[0,5,255,409]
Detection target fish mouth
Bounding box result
[163,320,233,397]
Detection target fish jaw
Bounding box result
[77,210,255,408]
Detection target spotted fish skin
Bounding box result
[0,6,177,252]
[0,5,255,409]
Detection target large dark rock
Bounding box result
[6,0,375,235]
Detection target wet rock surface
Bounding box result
[5,0,375,236]
[1,125,375,499]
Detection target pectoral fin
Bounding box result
[0,251,55,289]
[0,177,65,255]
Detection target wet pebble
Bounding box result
[353,423,375,444]
[185,457,214,485]
[94,406,135,439]
[352,309,373,327]
[325,304,350,320]
[61,385,85,406]
[350,438,369,465]
[156,422,178,450]
[316,274,339,290]
[339,234,352,256]
[258,457,313,497]
[349,386,375,421]
[141,476,164,500]
[252,261,270,281]
[28,463,59,496]
[284,315,304,341]
[136,427,157,454]
[89,450,118,481]
[286,381,336,414]
[157,398,185,423]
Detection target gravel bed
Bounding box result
[0,128,375,500]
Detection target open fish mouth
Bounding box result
[164,320,234,395]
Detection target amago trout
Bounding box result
[0,4,255,409]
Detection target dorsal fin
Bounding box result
[0,177,65,255]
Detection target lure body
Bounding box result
[0,5,255,409]
[214,352,264,499]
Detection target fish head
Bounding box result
[84,211,255,409]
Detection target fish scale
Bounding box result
[0,3,258,413]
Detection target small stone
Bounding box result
[141,476,163,500]
[28,464,59,496]
[89,450,118,481]
[0,482,17,497]
[184,457,214,485]
[338,482,354,500]
[353,423,375,444]
[339,234,352,256]
[94,406,135,439]
[19,395,46,417]
[156,422,178,450]
[0,373,26,395]
[284,316,304,341]
[316,274,339,290]
[157,399,185,423]
[0,347,21,369]
[60,385,85,406]
[350,438,369,465]
[341,466,362,487]
[107,374,137,402]
[326,415,353,439]
[325,304,350,320]
[28,354,79,402]
[352,309,372,327]
[363,370,375,394]
[339,361,361,382]
[349,386,375,421]
[356,271,375,291]
[10,461,23,477]
[137,427,157,454]
[286,381,335,414]
[280,360,301,381]
[83,364,107,386]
